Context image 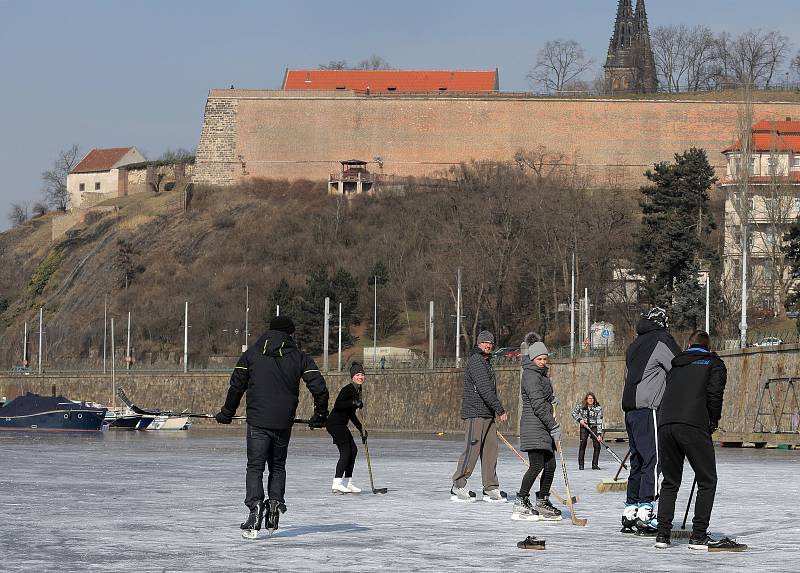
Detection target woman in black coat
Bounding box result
[326,362,366,494]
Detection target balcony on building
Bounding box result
[328,159,375,195]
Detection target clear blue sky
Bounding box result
[2,0,799,229]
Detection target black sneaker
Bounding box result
[240,501,264,531]
[265,499,287,534]
[689,535,748,552]
[654,535,671,549]
[634,523,658,537]
[517,535,546,550]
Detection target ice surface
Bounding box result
[1,429,798,572]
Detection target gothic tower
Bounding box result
[604,0,658,93]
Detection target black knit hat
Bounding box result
[269,316,295,335]
[349,362,365,378]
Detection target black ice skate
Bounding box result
[240,501,265,540]
[517,535,546,550]
[535,495,563,521]
[265,499,287,536]
[511,493,539,521]
[654,535,671,549]
[688,535,747,552]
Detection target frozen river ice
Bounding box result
[1,428,798,572]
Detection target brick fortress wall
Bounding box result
[193,90,800,188]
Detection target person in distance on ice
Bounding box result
[654,330,744,551]
[214,315,330,538]
[326,362,367,494]
[511,334,562,522]
[621,307,681,537]
[451,330,509,502]
[571,392,604,470]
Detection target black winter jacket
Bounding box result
[519,357,559,452]
[460,347,505,419]
[622,318,681,411]
[326,383,363,432]
[658,348,727,431]
[220,330,329,429]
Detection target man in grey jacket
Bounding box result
[451,330,508,502]
[621,307,681,537]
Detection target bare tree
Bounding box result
[157,148,195,162]
[528,40,594,93]
[41,144,80,211]
[32,202,49,218]
[685,26,718,91]
[355,55,393,70]
[790,51,800,82]
[713,30,791,88]
[7,202,29,226]
[319,60,348,70]
[652,25,691,92]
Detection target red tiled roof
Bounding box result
[71,147,134,173]
[752,119,800,133]
[282,69,498,92]
[723,133,800,153]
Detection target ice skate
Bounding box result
[264,499,286,536]
[535,495,563,522]
[345,478,361,493]
[620,503,638,534]
[517,535,546,550]
[450,484,476,502]
[332,477,351,495]
[482,488,508,503]
[240,501,264,540]
[688,535,747,552]
[634,502,658,537]
[511,493,539,521]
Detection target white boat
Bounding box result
[147,414,190,431]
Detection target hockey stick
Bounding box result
[553,406,587,526]
[613,450,631,481]
[362,427,388,494]
[496,430,578,505]
[581,424,628,469]
[681,477,697,530]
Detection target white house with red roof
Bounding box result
[721,119,800,315]
[67,146,145,210]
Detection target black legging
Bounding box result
[519,449,556,498]
[328,425,358,478]
[578,425,601,468]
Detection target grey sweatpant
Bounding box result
[452,417,499,489]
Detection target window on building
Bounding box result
[767,157,779,175]
[79,183,85,191]
[793,155,800,168]
[764,197,777,212]
[439,87,448,91]
[794,197,800,213]
[387,87,397,91]
[95,182,101,190]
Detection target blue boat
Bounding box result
[0,392,107,432]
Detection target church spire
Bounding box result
[609,0,634,51]
[635,0,650,40]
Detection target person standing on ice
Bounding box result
[654,330,744,551]
[621,307,681,537]
[511,334,562,521]
[214,315,330,538]
[326,362,367,494]
[451,330,509,502]
[571,392,604,470]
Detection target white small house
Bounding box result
[67,147,145,210]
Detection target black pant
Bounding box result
[327,425,358,478]
[656,423,717,538]
[245,424,292,508]
[578,425,601,468]
[625,408,660,503]
[519,449,556,498]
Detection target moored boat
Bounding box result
[0,392,107,432]
[147,414,190,431]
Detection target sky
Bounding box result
[2,0,800,230]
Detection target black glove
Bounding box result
[353,399,364,410]
[360,429,368,444]
[308,410,328,429]
[215,410,233,424]
[709,421,719,435]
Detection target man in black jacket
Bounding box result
[621,307,681,536]
[654,330,744,551]
[451,330,508,502]
[215,315,329,538]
